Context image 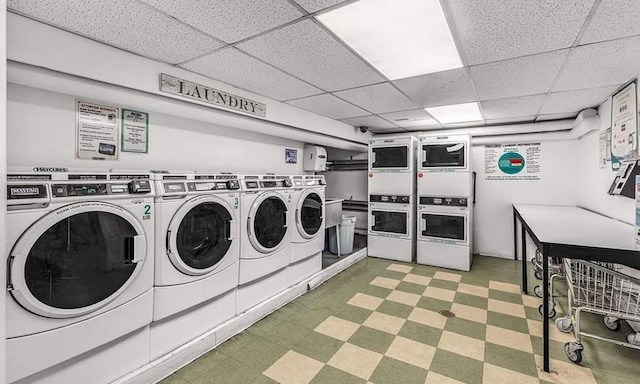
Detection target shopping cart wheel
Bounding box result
[564,342,583,364]
[555,316,573,333]
[626,333,640,346]
[534,270,543,280]
[534,285,543,298]
[603,316,621,331]
[539,303,556,318]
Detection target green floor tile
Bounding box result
[310,365,367,384]
[376,300,414,318]
[175,350,229,382]
[416,296,452,312]
[192,358,259,384]
[287,306,334,330]
[291,331,345,363]
[159,373,190,384]
[444,317,487,341]
[258,319,313,349]
[410,264,439,277]
[429,349,484,384]
[488,289,524,305]
[327,302,372,324]
[453,292,489,310]
[348,326,396,354]
[397,321,442,347]
[207,332,254,362]
[250,374,279,384]
[369,356,428,384]
[484,342,539,377]
[227,335,289,371]
[428,279,460,291]
[530,336,577,362]
[395,281,426,295]
[360,284,394,299]
[379,269,409,280]
[525,305,545,320]
[486,312,530,334]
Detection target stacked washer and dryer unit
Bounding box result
[367,136,417,262]
[417,134,474,271]
[5,168,155,384]
[150,171,240,359]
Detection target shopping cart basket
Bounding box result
[531,249,565,318]
[555,259,640,364]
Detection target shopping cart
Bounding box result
[531,249,565,318]
[555,259,640,364]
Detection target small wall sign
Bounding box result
[121,109,149,153]
[76,100,119,160]
[285,148,298,164]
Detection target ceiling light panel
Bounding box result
[317,0,462,80]
[141,0,303,44]
[181,48,322,101]
[7,0,224,64]
[425,102,482,124]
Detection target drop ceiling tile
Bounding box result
[553,35,640,92]
[237,19,385,91]
[181,48,322,101]
[580,0,640,44]
[539,86,617,115]
[470,50,570,100]
[392,68,476,107]
[7,0,224,64]
[293,0,349,13]
[442,121,485,129]
[334,83,418,114]
[379,109,441,128]
[370,127,407,134]
[286,93,368,119]
[485,116,536,125]
[140,0,303,44]
[481,94,546,120]
[340,115,398,130]
[536,112,578,122]
[446,0,594,65]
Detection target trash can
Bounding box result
[329,215,357,255]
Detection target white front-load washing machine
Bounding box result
[237,175,293,314]
[289,175,325,282]
[5,168,155,384]
[149,171,240,359]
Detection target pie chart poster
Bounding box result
[484,143,541,181]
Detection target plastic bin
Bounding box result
[329,215,357,255]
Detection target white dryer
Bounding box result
[417,134,471,196]
[237,175,293,314]
[290,175,325,281]
[5,168,154,383]
[368,136,416,195]
[149,171,240,359]
[368,194,415,262]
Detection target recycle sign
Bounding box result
[498,152,526,174]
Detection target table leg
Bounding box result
[337,224,341,258]
[542,247,550,372]
[520,220,528,295]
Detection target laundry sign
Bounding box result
[160,73,266,117]
[484,143,541,181]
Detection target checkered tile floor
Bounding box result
[160,257,640,384]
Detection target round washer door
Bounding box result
[248,191,289,254]
[167,195,236,276]
[9,201,147,318]
[296,190,324,239]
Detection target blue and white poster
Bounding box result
[484,143,541,181]
[285,148,298,164]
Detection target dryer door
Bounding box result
[296,190,324,239]
[8,202,147,318]
[167,195,235,276]
[248,192,288,254]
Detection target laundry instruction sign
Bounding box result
[484,143,541,181]
[160,74,266,117]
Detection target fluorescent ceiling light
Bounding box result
[317,0,462,80]
[425,102,483,124]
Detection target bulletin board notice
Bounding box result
[484,143,541,181]
[76,101,119,160]
[611,81,638,162]
[121,109,149,153]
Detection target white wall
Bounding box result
[8,83,305,174]
[471,139,579,258]
[1,2,7,383]
[576,98,634,224]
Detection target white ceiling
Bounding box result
[8,0,640,133]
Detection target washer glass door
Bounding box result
[10,202,146,318]
[172,199,233,274]
[297,191,323,238]
[252,195,288,252]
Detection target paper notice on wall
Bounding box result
[611,82,638,162]
[599,130,609,169]
[636,176,640,249]
[121,109,149,153]
[484,143,541,181]
[76,101,119,160]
